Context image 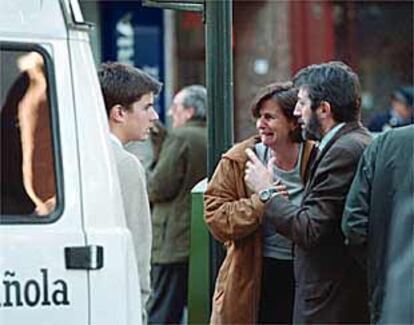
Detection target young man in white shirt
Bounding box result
[98,62,162,323]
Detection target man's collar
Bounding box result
[180,120,206,128]
[318,122,345,152]
[109,133,123,148]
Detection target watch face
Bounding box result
[259,189,271,202]
[259,188,277,202]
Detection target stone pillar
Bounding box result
[234,0,291,141]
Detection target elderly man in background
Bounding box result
[147,85,207,324]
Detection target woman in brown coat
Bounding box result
[204,82,315,324]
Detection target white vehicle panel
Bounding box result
[1,1,143,324]
[0,38,89,323]
[68,38,127,229]
[0,228,88,324]
[88,229,142,325]
[68,36,142,325]
[0,0,67,39]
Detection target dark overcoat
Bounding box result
[265,122,372,323]
[148,120,207,263]
[343,125,414,324]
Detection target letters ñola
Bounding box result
[0,269,69,308]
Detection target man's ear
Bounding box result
[109,104,126,123]
[319,101,332,119]
[185,107,195,121]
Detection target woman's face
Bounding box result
[256,99,296,148]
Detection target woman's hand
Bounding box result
[244,148,289,199]
[244,148,274,193]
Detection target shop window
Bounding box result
[1,47,59,221]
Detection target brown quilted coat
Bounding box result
[204,136,314,324]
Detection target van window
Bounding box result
[1,47,60,222]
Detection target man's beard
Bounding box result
[302,110,323,141]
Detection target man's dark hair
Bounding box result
[97,62,162,116]
[293,61,361,123]
[250,81,302,142]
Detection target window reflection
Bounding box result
[1,50,56,216]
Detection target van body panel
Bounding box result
[1,0,143,324]
[0,38,89,323]
[68,38,127,230]
[0,228,88,324]
[0,0,67,40]
[87,229,142,325]
[68,34,142,324]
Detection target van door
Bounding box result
[67,29,142,324]
[0,43,89,324]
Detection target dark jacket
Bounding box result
[148,120,207,263]
[342,125,414,324]
[265,122,372,323]
[204,136,314,324]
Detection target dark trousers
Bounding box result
[258,257,295,324]
[148,262,188,324]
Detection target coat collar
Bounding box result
[308,121,363,179]
[183,120,206,128]
[109,133,123,148]
[222,136,315,182]
[222,136,260,163]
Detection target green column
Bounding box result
[205,0,233,308]
[205,0,234,170]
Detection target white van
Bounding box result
[0,0,142,324]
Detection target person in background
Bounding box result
[368,86,414,132]
[245,62,371,323]
[342,125,414,324]
[148,120,168,169]
[204,82,314,324]
[147,85,207,324]
[98,62,162,324]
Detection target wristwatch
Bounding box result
[258,187,278,203]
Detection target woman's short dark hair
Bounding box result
[250,81,302,142]
[98,62,162,116]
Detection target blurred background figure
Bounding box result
[147,85,207,324]
[368,86,414,132]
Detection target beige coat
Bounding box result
[204,136,314,324]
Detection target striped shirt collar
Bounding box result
[318,122,345,152]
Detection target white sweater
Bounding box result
[111,136,152,322]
